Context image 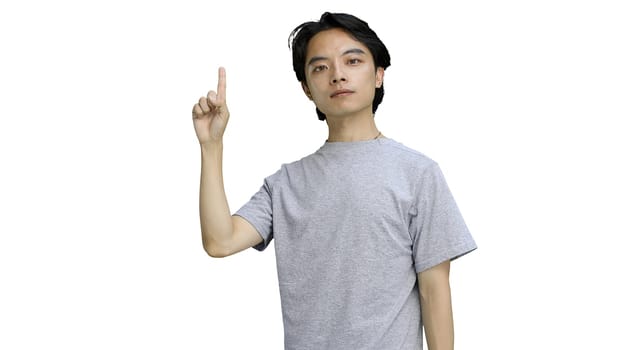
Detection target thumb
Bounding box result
[206,90,219,107]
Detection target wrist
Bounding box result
[200,139,223,152]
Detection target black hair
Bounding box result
[288,12,391,121]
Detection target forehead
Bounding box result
[306,28,370,60]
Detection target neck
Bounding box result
[325,112,381,142]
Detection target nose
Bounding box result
[330,64,347,85]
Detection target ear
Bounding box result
[375,67,385,88]
[301,82,313,100]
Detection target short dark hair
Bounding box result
[288,12,391,121]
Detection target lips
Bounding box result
[330,89,354,98]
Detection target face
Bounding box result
[303,28,384,119]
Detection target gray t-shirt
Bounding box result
[234,137,477,350]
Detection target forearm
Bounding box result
[199,141,233,255]
[420,280,454,350]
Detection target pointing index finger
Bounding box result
[217,67,226,102]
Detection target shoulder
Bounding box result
[380,138,438,171]
[262,150,317,186]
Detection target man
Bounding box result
[192,12,476,350]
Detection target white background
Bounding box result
[1,0,620,349]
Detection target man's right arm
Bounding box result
[198,141,263,257]
[192,67,263,258]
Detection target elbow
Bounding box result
[202,239,230,258]
[204,247,226,258]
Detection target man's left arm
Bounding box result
[418,260,453,350]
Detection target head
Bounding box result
[288,12,391,121]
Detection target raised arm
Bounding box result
[192,67,263,257]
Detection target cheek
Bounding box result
[361,69,380,89]
[366,75,379,94]
[307,81,325,98]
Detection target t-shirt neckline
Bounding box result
[318,137,392,153]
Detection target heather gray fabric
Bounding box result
[234,137,477,350]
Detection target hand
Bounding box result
[192,67,229,144]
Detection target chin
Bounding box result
[324,106,372,119]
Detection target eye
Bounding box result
[348,58,361,65]
[313,65,328,72]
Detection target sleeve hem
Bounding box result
[232,212,270,252]
[415,242,477,273]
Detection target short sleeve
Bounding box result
[409,163,477,273]
[233,178,274,251]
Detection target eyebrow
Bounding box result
[307,48,367,66]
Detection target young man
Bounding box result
[192,12,476,350]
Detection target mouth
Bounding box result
[330,89,354,98]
